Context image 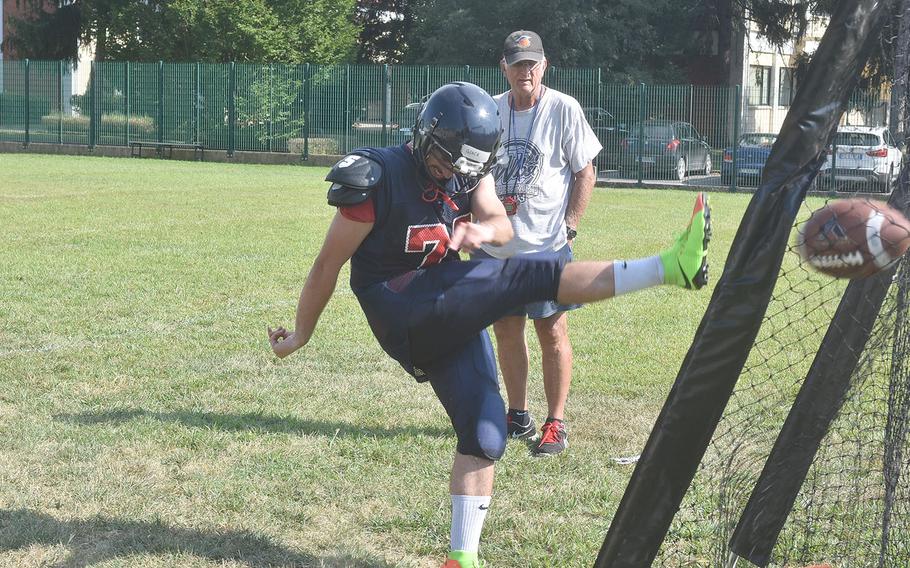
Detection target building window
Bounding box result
[779,68,795,106]
[749,66,772,106]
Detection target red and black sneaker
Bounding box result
[533,418,568,456]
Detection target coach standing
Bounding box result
[474,30,602,456]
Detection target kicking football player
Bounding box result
[267,81,711,568]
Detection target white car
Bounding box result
[819,126,903,192]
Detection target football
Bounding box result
[796,198,910,279]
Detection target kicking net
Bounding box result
[655,184,910,567]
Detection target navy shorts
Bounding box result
[352,253,566,459]
[472,244,582,319]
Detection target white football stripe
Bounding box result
[866,210,892,268]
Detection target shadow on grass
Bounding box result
[56,408,451,439]
[0,508,396,567]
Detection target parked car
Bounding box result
[721,132,777,186]
[620,120,713,181]
[583,107,628,171]
[818,126,903,192]
[395,102,421,144]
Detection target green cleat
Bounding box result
[660,192,712,290]
[442,551,481,568]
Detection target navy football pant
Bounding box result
[355,253,565,460]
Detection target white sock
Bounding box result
[450,495,491,553]
[613,256,664,296]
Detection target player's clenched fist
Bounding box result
[449,221,496,253]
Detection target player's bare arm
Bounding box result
[450,175,513,252]
[268,212,373,358]
[565,161,595,233]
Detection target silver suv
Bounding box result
[819,126,903,192]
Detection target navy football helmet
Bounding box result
[412,82,502,189]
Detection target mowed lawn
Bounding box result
[1,154,753,567]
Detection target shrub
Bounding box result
[39,113,156,134]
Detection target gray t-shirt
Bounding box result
[481,87,602,258]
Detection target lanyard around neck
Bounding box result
[508,87,544,191]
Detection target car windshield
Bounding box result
[834,132,880,146]
[630,123,674,139]
[584,108,613,125]
[397,105,420,128]
[740,134,776,147]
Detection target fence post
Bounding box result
[732,85,741,192]
[425,65,430,99]
[157,60,164,144]
[124,61,130,146]
[89,61,96,149]
[303,63,310,160]
[828,137,837,195]
[58,60,63,145]
[688,84,694,126]
[636,82,646,187]
[382,63,390,147]
[267,63,274,153]
[344,64,351,154]
[228,61,235,157]
[464,65,470,82]
[193,62,199,146]
[24,59,30,147]
[596,68,602,110]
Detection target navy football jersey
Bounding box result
[347,145,475,291]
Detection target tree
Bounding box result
[4,0,360,64]
[355,0,418,63]
[405,0,697,82]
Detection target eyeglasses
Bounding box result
[506,60,543,73]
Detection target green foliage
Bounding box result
[3,0,361,65]
[406,0,696,83]
[355,0,419,63]
[234,66,307,145]
[39,113,156,133]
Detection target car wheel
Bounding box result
[675,157,687,181]
[703,154,712,176]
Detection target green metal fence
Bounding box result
[0,59,896,193]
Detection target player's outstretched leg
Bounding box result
[660,192,712,290]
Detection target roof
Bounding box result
[837,125,887,134]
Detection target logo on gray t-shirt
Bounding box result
[494,139,543,205]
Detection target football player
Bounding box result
[267,81,711,568]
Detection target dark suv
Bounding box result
[583,107,627,171]
[620,120,713,181]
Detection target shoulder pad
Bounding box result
[326,153,383,207]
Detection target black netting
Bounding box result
[655,181,910,567]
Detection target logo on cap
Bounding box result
[516,35,532,48]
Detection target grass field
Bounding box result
[1,153,764,567]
